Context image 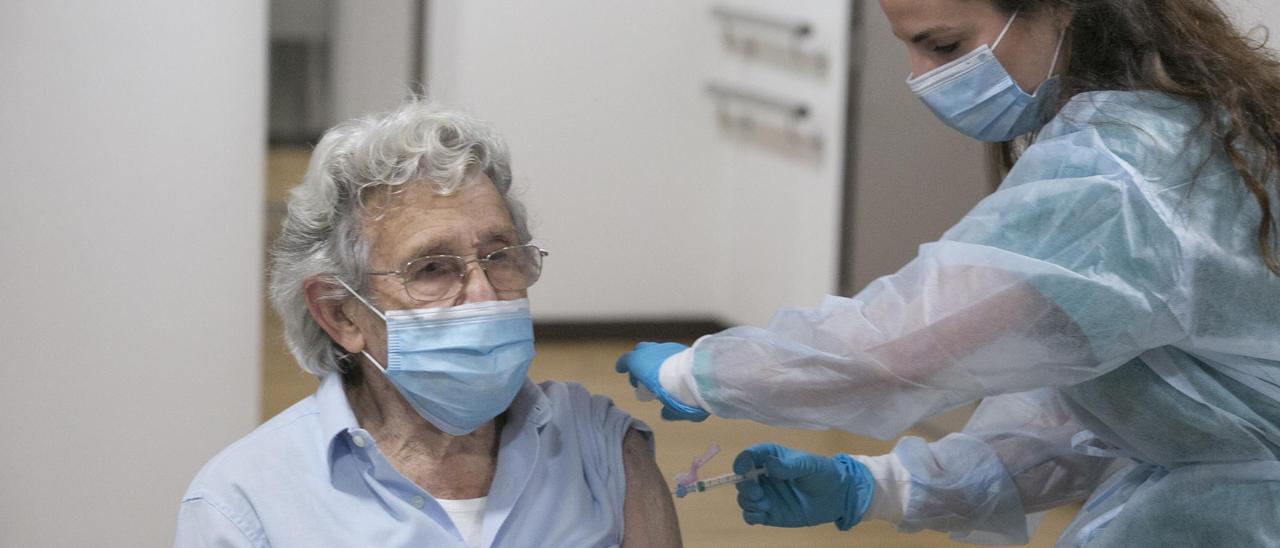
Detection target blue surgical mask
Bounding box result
[906,11,1066,142]
[337,279,535,435]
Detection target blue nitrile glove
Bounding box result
[734,443,874,530]
[614,342,709,422]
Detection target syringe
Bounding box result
[673,467,766,498]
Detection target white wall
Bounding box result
[429,1,851,325]
[709,0,853,325]
[0,2,265,546]
[331,0,417,123]
[429,0,723,321]
[1226,0,1280,32]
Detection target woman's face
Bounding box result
[880,0,1067,93]
[343,179,528,369]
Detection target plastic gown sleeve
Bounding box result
[880,389,1118,543]
[683,123,1188,438]
[673,120,1190,539]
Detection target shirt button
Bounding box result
[411,496,425,508]
[352,434,366,448]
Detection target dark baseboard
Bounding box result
[534,319,728,341]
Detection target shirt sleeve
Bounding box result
[174,497,265,548]
[553,382,651,546]
[671,122,1189,439]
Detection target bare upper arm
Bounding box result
[620,427,682,548]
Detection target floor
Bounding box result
[261,148,1077,546]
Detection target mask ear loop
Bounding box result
[990,10,1020,53]
[1044,26,1067,80]
[332,276,391,372]
[359,350,388,372]
[333,277,387,322]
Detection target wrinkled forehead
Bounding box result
[360,174,503,218]
[360,177,517,259]
[881,0,1001,40]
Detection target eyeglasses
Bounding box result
[367,244,549,303]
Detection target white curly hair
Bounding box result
[268,99,529,375]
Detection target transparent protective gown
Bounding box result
[682,91,1280,546]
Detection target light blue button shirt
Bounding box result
[175,374,645,547]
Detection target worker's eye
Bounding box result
[933,42,959,54]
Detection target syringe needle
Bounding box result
[673,468,766,497]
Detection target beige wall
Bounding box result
[846,1,991,291]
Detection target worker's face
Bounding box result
[880,0,1068,93]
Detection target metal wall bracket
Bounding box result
[712,5,828,77]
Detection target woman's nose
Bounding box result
[907,50,935,80]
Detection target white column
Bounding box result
[0,1,266,546]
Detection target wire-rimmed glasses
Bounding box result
[367,244,549,303]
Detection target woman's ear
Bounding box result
[303,277,366,354]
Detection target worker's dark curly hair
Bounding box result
[992,0,1280,275]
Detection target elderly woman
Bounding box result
[175,101,680,547]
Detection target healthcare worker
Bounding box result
[616,0,1280,545]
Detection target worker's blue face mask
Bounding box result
[337,279,535,436]
[906,11,1066,142]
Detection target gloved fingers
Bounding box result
[614,351,634,374]
[732,449,757,475]
[737,477,773,526]
[768,450,824,480]
[735,443,785,475]
[661,406,694,421]
[735,476,764,501]
[737,490,768,511]
[636,342,689,362]
[761,456,807,481]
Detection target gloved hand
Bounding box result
[734,443,874,530]
[614,342,709,421]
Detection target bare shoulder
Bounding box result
[621,427,682,548]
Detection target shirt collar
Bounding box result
[316,373,553,474]
[316,373,361,472]
[316,372,360,440]
[506,378,553,431]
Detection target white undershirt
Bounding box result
[436,496,488,548]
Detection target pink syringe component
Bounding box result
[672,442,767,498]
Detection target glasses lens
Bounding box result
[485,245,543,290]
[403,256,467,301]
